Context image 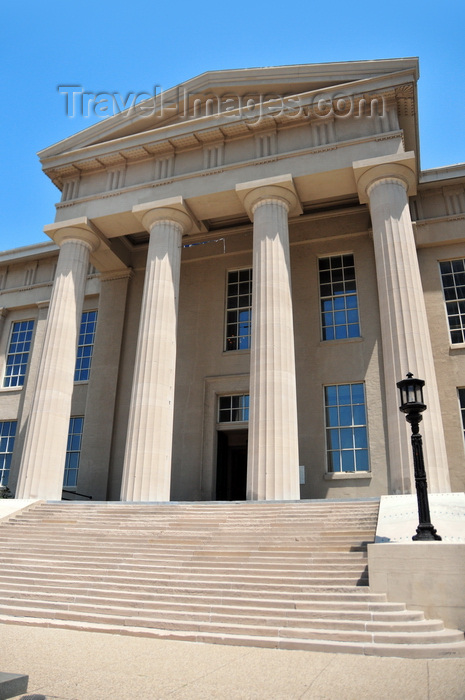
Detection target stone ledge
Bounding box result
[368,541,465,632]
[374,493,465,543]
[0,500,42,523]
[0,671,28,700]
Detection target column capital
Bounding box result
[44,217,102,251]
[236,174,303,221]
[353,152,417,204]
[132,196,203,236]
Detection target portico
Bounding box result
[3,59,462,503]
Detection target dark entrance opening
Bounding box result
[216,429,248,500]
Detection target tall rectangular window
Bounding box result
[75,311,97,382]
[440,259,465,344]
[3,320,34,388]
[458,389,465,442]
[218,394,250,423]
[324,383,369,473]
[225,269,252,351]
[0,421,17,486]
[63,416,84,489]
[319,254,360,340]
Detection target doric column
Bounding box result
[121,197,198,502]
[354,153,450,494]
[16,220,101,499]
[77,270,132,500]
[236,175,302,500]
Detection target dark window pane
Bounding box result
[355,450,369,471]
[341,451,355,471]
[337,385,351,405]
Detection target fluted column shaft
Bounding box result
[16,236,94,499]
[368,176,450,493]
[121,219,182,501]
[247,196,300,500]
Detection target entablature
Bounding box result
[41,74,417,194]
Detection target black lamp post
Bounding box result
[396,372,442,541]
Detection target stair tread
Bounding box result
[0,499,463,659]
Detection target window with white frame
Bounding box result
[0,421,16,486]
[218,394,250,423]
[3,320,34,388]
[74,311,97,382]
[319,255,360,341]
[458,389,465,442]
[324,383,369,472]
[63,416,84,489]
[225,269,252,351]
[439,259,465,344]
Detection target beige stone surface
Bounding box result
[368,541,465,631]
[0,498,39,521]
[2,623,465,699]
[375,492,465,543]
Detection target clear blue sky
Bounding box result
[1,0,464,251]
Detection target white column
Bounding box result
[16,227,100,499]
[355,155,450,494]
[237,177,302,500]
[121,201,194,501]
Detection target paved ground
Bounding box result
[1,623,465,699]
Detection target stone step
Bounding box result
[0,568,367,589]
[2,514,376,523]
[0,582,410,613]
[0,596,439,632]
[0,573,385,600]
[0,564,369,585]
[8,520,378,530]
[1,615,463,659]
[0,587,425,621]
[0,554,367,568]
[1,499,464,659]
[0,532,375,546]
[28,502,380,512]
[0,557,367,585]
[2,528,374,539]
[0,551,369,569]
[0,603,462,649]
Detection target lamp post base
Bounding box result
[413,523,442,541]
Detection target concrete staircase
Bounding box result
[0,499,463,658]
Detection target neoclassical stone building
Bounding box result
[1,58,464,502]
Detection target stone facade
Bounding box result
[1,58,465,501]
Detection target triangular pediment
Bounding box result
[39,58,419,166]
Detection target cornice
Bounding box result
[0,241,58,264]
[0,281,54,297]
[420,164,465,186]
[414,213,465,227]
[39,59,418,161]
[41,77,415,189]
